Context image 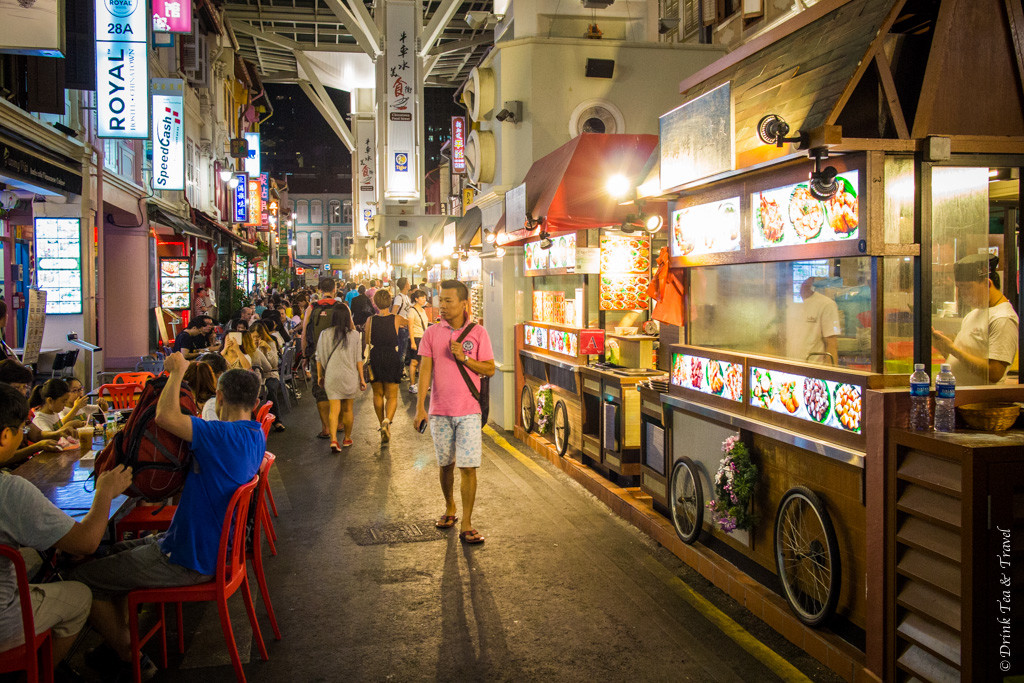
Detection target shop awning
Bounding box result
[193,210,258,251]
[455,206,482,247]
[496,133,658,244]
[148,206,209,240]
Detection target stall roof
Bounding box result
[456,206,482,247]
[148,206,209,241]
[192,210,258,250]
[497,133,659,242]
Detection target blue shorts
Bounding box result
[429,414,482,468]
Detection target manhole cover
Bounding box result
[348,519,448,546]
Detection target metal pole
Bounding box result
[912,155,933,368]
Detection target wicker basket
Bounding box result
[956,402,1021,431]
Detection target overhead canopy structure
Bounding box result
[496,133,659,243]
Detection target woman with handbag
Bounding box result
[363,289,406,444]
[317,304,366,452]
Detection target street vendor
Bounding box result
[932,253,1019,385]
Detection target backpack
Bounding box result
[93,376,200,502]
[304,299,339,355]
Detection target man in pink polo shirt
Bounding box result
[414,280,494,545]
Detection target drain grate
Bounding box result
[347,519,448,546]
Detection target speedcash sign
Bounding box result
[95,0,149,138]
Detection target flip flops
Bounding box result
[435,514,458,529]
[330,440,341,454]
[459,529,485,545]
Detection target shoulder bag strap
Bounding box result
[453,323,480,401]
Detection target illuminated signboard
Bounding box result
[670,353,743,402]
[354,118,376,238]
[159,258,191,309]
[151,78,184,190]
[152,0,191,32]
[451,117,466,174]
[246,178,262,226]
[244,132,261,177]
[258,173,270,231]
[548,329,578,357]
[34,218,82,314]
[670,197,741,258]
[233,173,249,223]
[96,0,149,138]
[749,366,863,434]
[384,0,418,199]
[524,324,547,350]
[751,171,859,249]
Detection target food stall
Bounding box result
[637,2,1024,679]
[457,253,483,323]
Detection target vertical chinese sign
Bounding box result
[384,0,418,200]
[355,118,376,238]
[451,117,466,174]
[246,178,262,227]
[151,78,185,191]
[152,0,191,32]
[258,173,270,231]
[233,173,249,224]
[96,0,149,138]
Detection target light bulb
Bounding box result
[227,177,239,189]
[219,169,233,182]
[485,231,496,244]
[606,173,630,198]
[442,259,451,269]
[495,247,506,258]
[645,214,663,233]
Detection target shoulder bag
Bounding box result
[453,323,489,425]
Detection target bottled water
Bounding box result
[934,364,956,433]
[909,363,931,431]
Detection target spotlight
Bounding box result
[756,114,809,148]
[606,173,630,198]
[227,177,239,189]
[484,230,496,244]
[645,214,663,233]
[539,231,553,250]
[495,246,506,258]
[443,259,451,269]
[808,147,839,201]
[219,169,233,182]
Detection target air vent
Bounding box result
[465,130,496,184]
[464,67,496,122]
[569,99,625,137]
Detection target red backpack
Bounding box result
[93,376,199,501]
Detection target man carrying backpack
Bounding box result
[302,278,339,439]
[71,353,264,681]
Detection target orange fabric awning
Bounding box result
[497,133,658,245]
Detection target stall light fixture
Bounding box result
[442,259,451,269]
[538,230,553,250]
[495,246,506,258]
[756,114,809,148]
[644,214,664,233]
[484,230,496,244]
[606,173,631,199]
[219,169,233,183]
[807,147,839,201]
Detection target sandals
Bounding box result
[459,529,485,545]
[379,418,391,443]
[273,423,286,432]
[316,432,331,440]
[435,514,458,529]
[330,440,341,454]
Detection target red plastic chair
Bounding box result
[259,413,275,440]
[113,372,155,386]
[249,453,281,640]
[255,402,273,425]
[115,505,176,542]
[98,383,141,410]
[0,545,54,683]
[126,476,266,683]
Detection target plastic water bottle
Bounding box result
[934,364,956,433]
[909,363,931,431]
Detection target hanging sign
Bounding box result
[660,82,733,190]
[246,177,262,226]
[151,78,184,190]
[384,0,418,200]
[355,117,376,237]
[232,173,249,223]
[244,132,261,176]
[21,289,47,365]
[152,0,191,33]
[451,117,466,174]
[258,174,271,231]
[96,0,149,138]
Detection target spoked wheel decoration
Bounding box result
[773,486,841,627]
[669,457,703,544]
[521,386,535,432]
[553,400,569,457]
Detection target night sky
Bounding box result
[263,85,461,195]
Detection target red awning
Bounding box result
[497,133,658,245]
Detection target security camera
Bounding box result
[495,100,522,124]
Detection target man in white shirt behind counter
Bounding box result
[787,277,842,365]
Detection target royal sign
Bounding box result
[233,173,249,223]
[451,117,466,174]
[152,0,191,33]
[96,0,149,138]
[244,132,261,177]
[151,78,184,190]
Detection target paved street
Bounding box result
[69,388,842,682]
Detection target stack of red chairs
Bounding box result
[0,545,53,682]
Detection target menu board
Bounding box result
[670,197,741,258]
[548,328,578,357]
[751,171,859,249]
[671,353,743,402]
[34,218,82,314]
[749,366,863,434]
[600,234,651,311]
[532,291,565,324]
[524,324,548,350]
[524,241,548,272]
[160,258,191,310]
[548,234,576,270]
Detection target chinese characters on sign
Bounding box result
[96,0,149,138]
[354,118,376,237]
[384,0,418,199]
[258,173,270,231]
[152,0,191,33]
[233,173,249,223]
[451,117,466,174]
[151,78,184,191]
[246,178,262,226]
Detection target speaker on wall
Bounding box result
[585,58,615,79]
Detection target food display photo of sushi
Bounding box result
[670,197,741,258]
[751,171,859,249]
[748,367,862,434]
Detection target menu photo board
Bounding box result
[670,196,741,258]
[159,258,191,309]
[751,171,860,250]
[671,352,743,402]
[524,324,548,350]
[34,218,82,314]
[548,328,579,357]
[524,234,577,274]
[749,366,863,434]
[599,234,651,311]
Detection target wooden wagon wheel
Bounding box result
[552,400,569,457]
[774,486,841,627]
[520,385,535,432]
[669,457,703,544]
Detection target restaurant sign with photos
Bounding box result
[384,0,418,199]
[95,0,150,138]
[34,218,82,314]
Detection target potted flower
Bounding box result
[706,435,759,533]
[536,385,554,434]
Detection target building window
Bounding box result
[185,138,196,205]
[311,233,323,257]
[342,200,352,224]
[310,200,323,225]
[330,233,342,257]
[295,200,309,225]
[329,200,341,224]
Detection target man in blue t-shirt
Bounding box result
[72,352,264,679]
